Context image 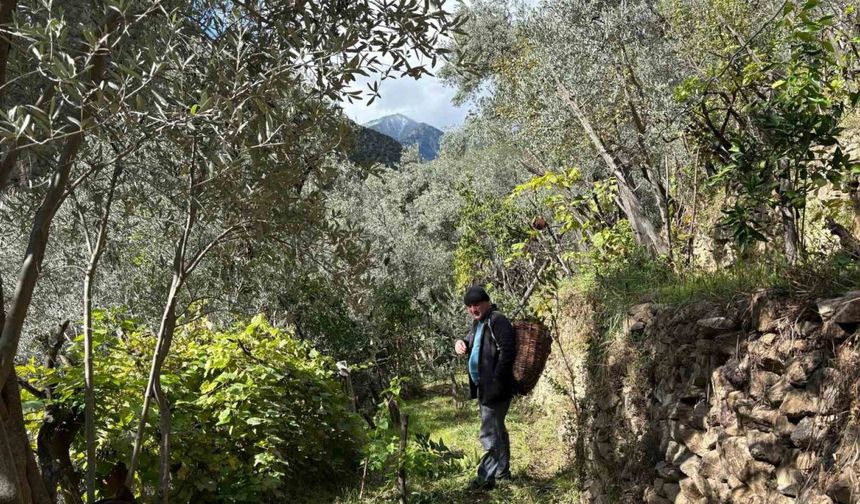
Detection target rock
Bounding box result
[776,465,802,497]
[679,455,711,497]
[820,320,851,340]
[745,405,794,437]
[826,468,856,503]
[798,487,835,504]
[795,450,819,471]
[713,332,742,356]
[667,440,697,467]
[723,357,749,388]
[752,290,782,332]
[789,418,814,447]
[662,482,680,501]
[832,295,860,324]
[697,316,739,335]
[731,486,795,503]
[656,461,683,482]
[747,430,784,465]
[779,388,820,420]
[766,376,794,406]
[809,368,845,415]
[727,474,744,490]
[800,320,821,337]
[679,453,702,478]
[784,351,825,386]
[689,400,709,430]
[685,429,718,457]
[750,370,780,400]
[790,415,837,448]
[816,291,860,319]
[761,332,778,345]
[659,428,672,455]
[699,449,723,480]
[720,436,776,491]
[749,339,786,373]
[678,478,706,503]
[712,480,733,503]
[644,487,671,504]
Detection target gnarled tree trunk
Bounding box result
[557,82,668,256]
[777,160,800,265]
[0,9,123,503]
[0,370,52,504]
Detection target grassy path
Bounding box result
[341,382,579,503]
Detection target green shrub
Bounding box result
[362,377,467,495]
[19,311,362,503]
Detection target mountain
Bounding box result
[364,114,443,161]
[346,122,403,167]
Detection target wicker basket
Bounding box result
[512,320,552,395]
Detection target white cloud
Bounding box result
[339,0,541,130]
[340,72,470,131]
[338,0,472,130]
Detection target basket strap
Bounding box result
[485,312,499,352]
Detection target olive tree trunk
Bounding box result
[0,10,122,503]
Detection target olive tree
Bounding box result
[0,0,460,501]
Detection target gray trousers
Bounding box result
[477,398,511,482]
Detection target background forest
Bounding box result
[1,0,860,502]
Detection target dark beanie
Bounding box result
[463,286,490,306]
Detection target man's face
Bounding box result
[466,300,491,320]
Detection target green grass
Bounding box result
[338,381,579,503]
[558,251,860,377]
[570,250,860,339]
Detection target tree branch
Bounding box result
[184,224,247,277]
[0,85,55,190]
[44,320,69,371]
[83,160,122,503]
[0,0,17,102]
[16,378,45,399]
[0,10,121,391]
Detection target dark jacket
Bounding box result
[460,306,516,405]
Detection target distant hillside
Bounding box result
[364,114,443,161]
[345,122,403,167]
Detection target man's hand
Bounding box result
[455,339,467,355]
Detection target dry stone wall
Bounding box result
[563,290,860,504]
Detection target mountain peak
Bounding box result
[363,114,443,161]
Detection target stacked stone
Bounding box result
[577,291,860,504]
[641,291,860,504]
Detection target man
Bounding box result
[454,286,516,490]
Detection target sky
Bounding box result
[339,69,471,131]
[339,0,540,131]
[338,0,475,131]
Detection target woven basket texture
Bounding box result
[512,321,552,394]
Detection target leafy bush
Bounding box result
[19,312,362,503]
[362,378,466,492]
